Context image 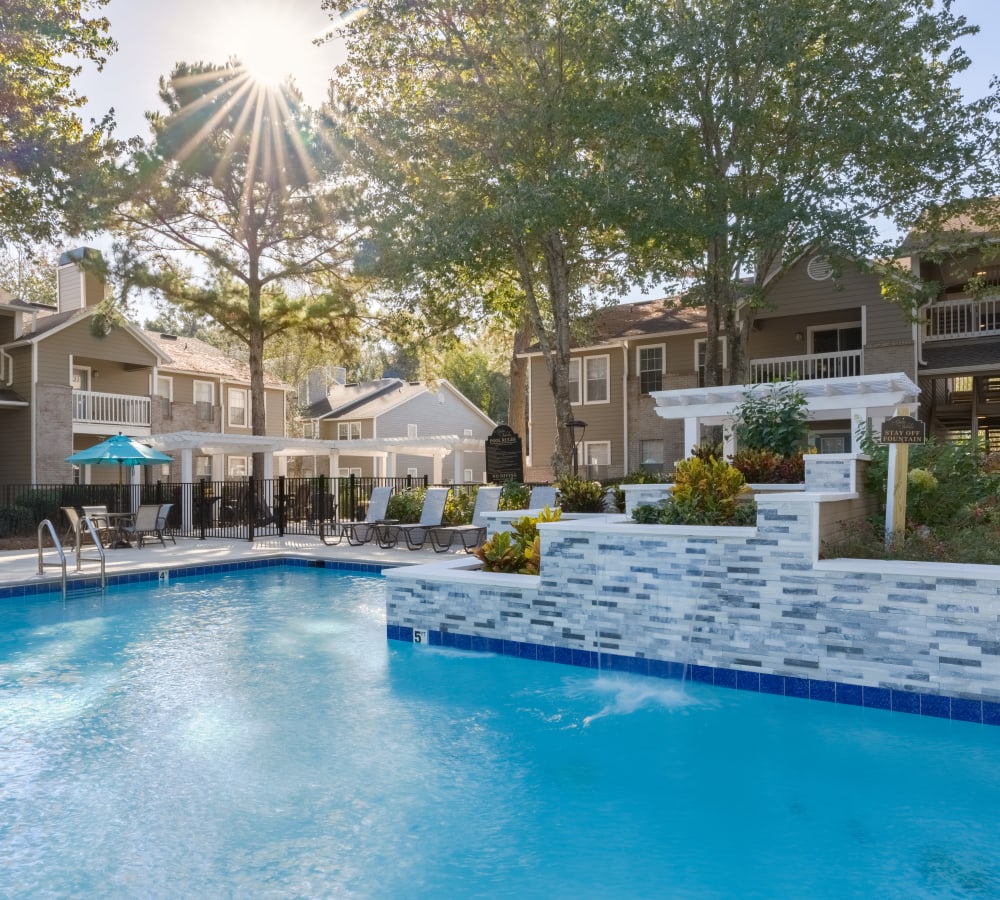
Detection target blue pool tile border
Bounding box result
[387,628,1000,728]
[0,556,390,599]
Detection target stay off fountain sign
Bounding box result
[881,410,926,546]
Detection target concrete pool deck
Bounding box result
[0,533,447,589]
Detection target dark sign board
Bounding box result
[485,424,524,484]
[880,415,925,444]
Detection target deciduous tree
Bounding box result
[326,0,634,471]
[0,0,118,244]
[618,0,1000,384]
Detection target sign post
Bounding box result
[880,409,925,547]
[485,425,524,484]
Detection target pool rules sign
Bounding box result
[880,411,925,545]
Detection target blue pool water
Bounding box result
[3,568,1000,898]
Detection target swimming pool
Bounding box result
[3,566,1000,897]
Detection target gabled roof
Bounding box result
[145,331,286,388]
[304,377,414,419]
[303,377,496,429]
[6,307,172,362]
[523,297,706,355]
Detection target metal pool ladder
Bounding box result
[37,516,107,600]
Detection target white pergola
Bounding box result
[651,373,922,457]
[143,431,486,530]
[146,430,485,483]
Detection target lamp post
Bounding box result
[567,419,587,477]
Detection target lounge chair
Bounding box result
[388,487,451,550]
[429,486,502,553]
[322,486,393,546]
[81,504,114,547]
[528,486,559,509]
[61,506,83,545]
[118,504,168,548]
[155,503,177,544]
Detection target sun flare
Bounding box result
[213,0,334,93]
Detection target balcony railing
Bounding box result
[72,390,151,427]
[749,349,863,383]
[923,296,1000,341]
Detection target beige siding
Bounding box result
[0,408,32,482]
[265,388,285,436]
[528,348,626,480]
[37,320,158,386]
[317,418,375,441]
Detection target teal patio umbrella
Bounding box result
[66,433,173,487]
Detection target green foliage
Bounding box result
[386,487,427,524]
[474,506,561,574]
[731,383,808,457]
[731,449,805,484]
[555,474,606,513]
[858,429,995,528]
[0,506,35,538]
[118,60,360,436]
[619,0,994,385]
[690,442,724,463]
[0,0,119,244]
[443,488,477,527]
[498,482,531,511]
[630,457,755,526]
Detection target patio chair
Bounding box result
[323,486,392,546]
[81,504,114,547]
[389,487,451,550]
[429,486,502,553]
[528,486,559,510]
[118,504,167,548]
[155,503,177,545]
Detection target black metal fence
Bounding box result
[0,474,493,542]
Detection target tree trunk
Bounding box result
[507,311,531,438]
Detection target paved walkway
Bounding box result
[2,533,461,590]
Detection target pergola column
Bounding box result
[180,448,193,531]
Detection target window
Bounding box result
[338,421,361,440]
[228,388,248,427]
[406,467,419,477]
[584,355,609,404]
[579,440,611,476]
[947,376,973,400]
[194,380,215,422]
[338,467,362,477]
[407,423,418,438]
[568,358,581,404]
[463,468,474,483]
[637,345,664,394]
[156,376,173,418]
[640,439,665,473]
[695,338,727,387]
[155,376,173,400]
[227,456,249,478]
[303,420,314,439]
[194,456,212,478]
[810,323,862,354]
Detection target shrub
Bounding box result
[731,382,808,457]
[731,449,805,484]
[474,506,561,574]
[0,506,35,538]
[498,481,530,511]
[443,488,477,526]
[555,474,606,512]
[858,429,997,529]
[386,487,426,524]
[630,457,755,526]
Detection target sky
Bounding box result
[72,0,1000,319]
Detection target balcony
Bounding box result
[923,296,1000,341]
[749,349,863,383]
[73,390,151,428]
